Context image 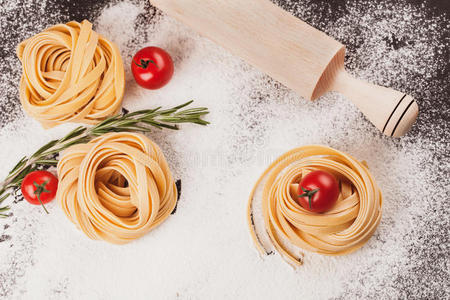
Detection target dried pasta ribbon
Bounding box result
[247,145,382,266]
[57,132,177,244]
[17,20,125,128]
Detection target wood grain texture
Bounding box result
[151,0,343,99]
[151,0,419,136]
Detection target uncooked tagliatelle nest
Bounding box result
[17,20,124,128]
[57,132,177,244]
[247,145,382,266]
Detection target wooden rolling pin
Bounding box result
[151,0,419,137]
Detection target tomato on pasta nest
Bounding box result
[247,145,382,266]
[297,170,340,213]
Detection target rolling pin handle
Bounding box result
[331,71,419,137]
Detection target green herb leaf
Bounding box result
[31,139,59,158]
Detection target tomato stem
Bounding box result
[33,180,50,214]
[299,187,320,209]
[133,58,157,69]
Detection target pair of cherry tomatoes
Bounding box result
[21,168,339,216]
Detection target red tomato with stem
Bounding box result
[21,170,58,214]
[297,170,339,213]
[131,46,174,90]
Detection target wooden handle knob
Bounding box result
[332,71,419,137]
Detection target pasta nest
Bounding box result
[57,132,177,244]
[247,145,382,265]
[17,20,125,128]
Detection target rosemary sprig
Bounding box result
[0,100,209,217]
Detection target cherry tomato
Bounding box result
[131,46,174,90]
[297,170,339,213]
[21,170,58,213]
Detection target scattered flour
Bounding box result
[0,0,448,299]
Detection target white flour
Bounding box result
[0,0,448,299]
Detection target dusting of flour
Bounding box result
[0,0,448,299]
